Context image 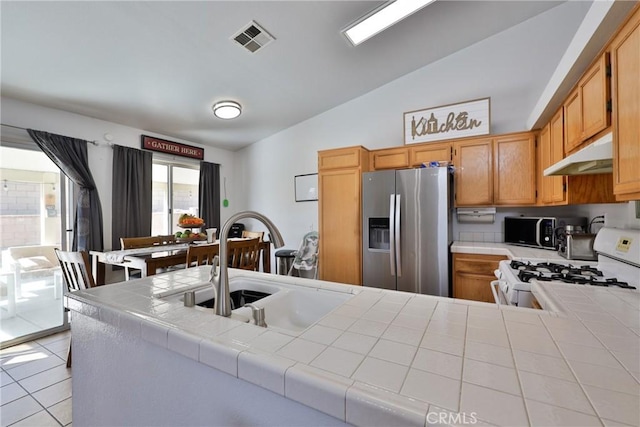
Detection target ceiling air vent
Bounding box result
[232,21,275,53]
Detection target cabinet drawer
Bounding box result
[370,147,409,170]
[453,253,507,275]
[410,142,451,166]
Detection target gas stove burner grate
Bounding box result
[510,260,603,277]
[517,270,636,289]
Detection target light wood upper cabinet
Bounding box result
[493,133,537,205]
[409,142,452,166]
[538,109,566,205]
[563,89,582,153]
[453,138,494,206]
[369,147,409,170]
[453,132,537,207]
[610,4,640,200]
[318,146,369,285]
[581,54,609,140]
[564,54,610,154]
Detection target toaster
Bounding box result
[558,233,597,261]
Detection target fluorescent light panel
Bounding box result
[344,0,436,46]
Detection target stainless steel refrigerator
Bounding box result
[362,167,452,296]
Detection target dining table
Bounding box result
[90,240,271,286]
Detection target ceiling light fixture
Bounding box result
[212,101,242,120]
[343,0,436,46]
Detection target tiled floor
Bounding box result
[0,330,72,426]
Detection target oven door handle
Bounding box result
[490,280,502,305]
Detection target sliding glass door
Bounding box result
[151,161,200,236]
[0,143,70,348]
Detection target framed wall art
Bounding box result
[295,173,318,202]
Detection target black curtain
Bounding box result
[111,145,153,250]
[199,161,220,230]
[27,129,104,252]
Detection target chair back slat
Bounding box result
[228,238,261,271]
[186,244,219,267]
[55,249,96,292]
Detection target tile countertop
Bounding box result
[451,241,572,261]
[66,266,640,427]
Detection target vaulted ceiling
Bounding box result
[0,1,606,151]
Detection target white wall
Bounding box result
[235,1,608,248]
[1,96,238,250]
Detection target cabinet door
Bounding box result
[563,89,582,153]
[611,6,640,199]
[452,253,507,303]
[409,142,451,166]
[453,138,493,206]
[318,146,364,170]
[548,110,567,203]
[370,147,409,170]
[318,168,362,285]
[581,54,609,141]
[493,133,536,205]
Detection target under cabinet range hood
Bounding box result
[544,132,613,176]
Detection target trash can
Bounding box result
[275,249,296,275]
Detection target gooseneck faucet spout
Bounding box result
[212,211,285,317]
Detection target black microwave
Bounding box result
[504,217,587,250]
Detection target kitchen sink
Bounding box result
[173,276,352,335]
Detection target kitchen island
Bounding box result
[67,266,639,426]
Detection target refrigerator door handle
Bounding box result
[395,193,402,277]
[389,194,396,276]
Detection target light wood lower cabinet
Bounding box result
[452,253,507,303]
[318,146,369,285]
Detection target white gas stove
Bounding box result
[492,227,640,308]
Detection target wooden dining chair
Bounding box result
[241,230,264,242]
[228,238,261,271]
[186,244,219,267]
[54,249,96,368]
[120,236,176,279]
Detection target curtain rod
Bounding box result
[1,123,99,146]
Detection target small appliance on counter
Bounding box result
[504,216,588,250]
[557,224,597,261]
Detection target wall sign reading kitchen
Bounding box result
[141,135,204,160]
[404,97,490,144]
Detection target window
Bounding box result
[152,161,200,235]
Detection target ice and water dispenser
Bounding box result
[368,218,390,251]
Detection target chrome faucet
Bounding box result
[210,211,285,317]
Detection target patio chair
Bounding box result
[54,249,96,367]
[288,231,319,279]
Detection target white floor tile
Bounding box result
[1,382,28,405]
[0,395,43,426]
[48,397,72,426]
[31,377,72,408]
[3,353,64,381]
[18,364,71,394]
[1,370,15,386]
[10,409,61,426]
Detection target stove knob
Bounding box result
[494,269,502,279]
